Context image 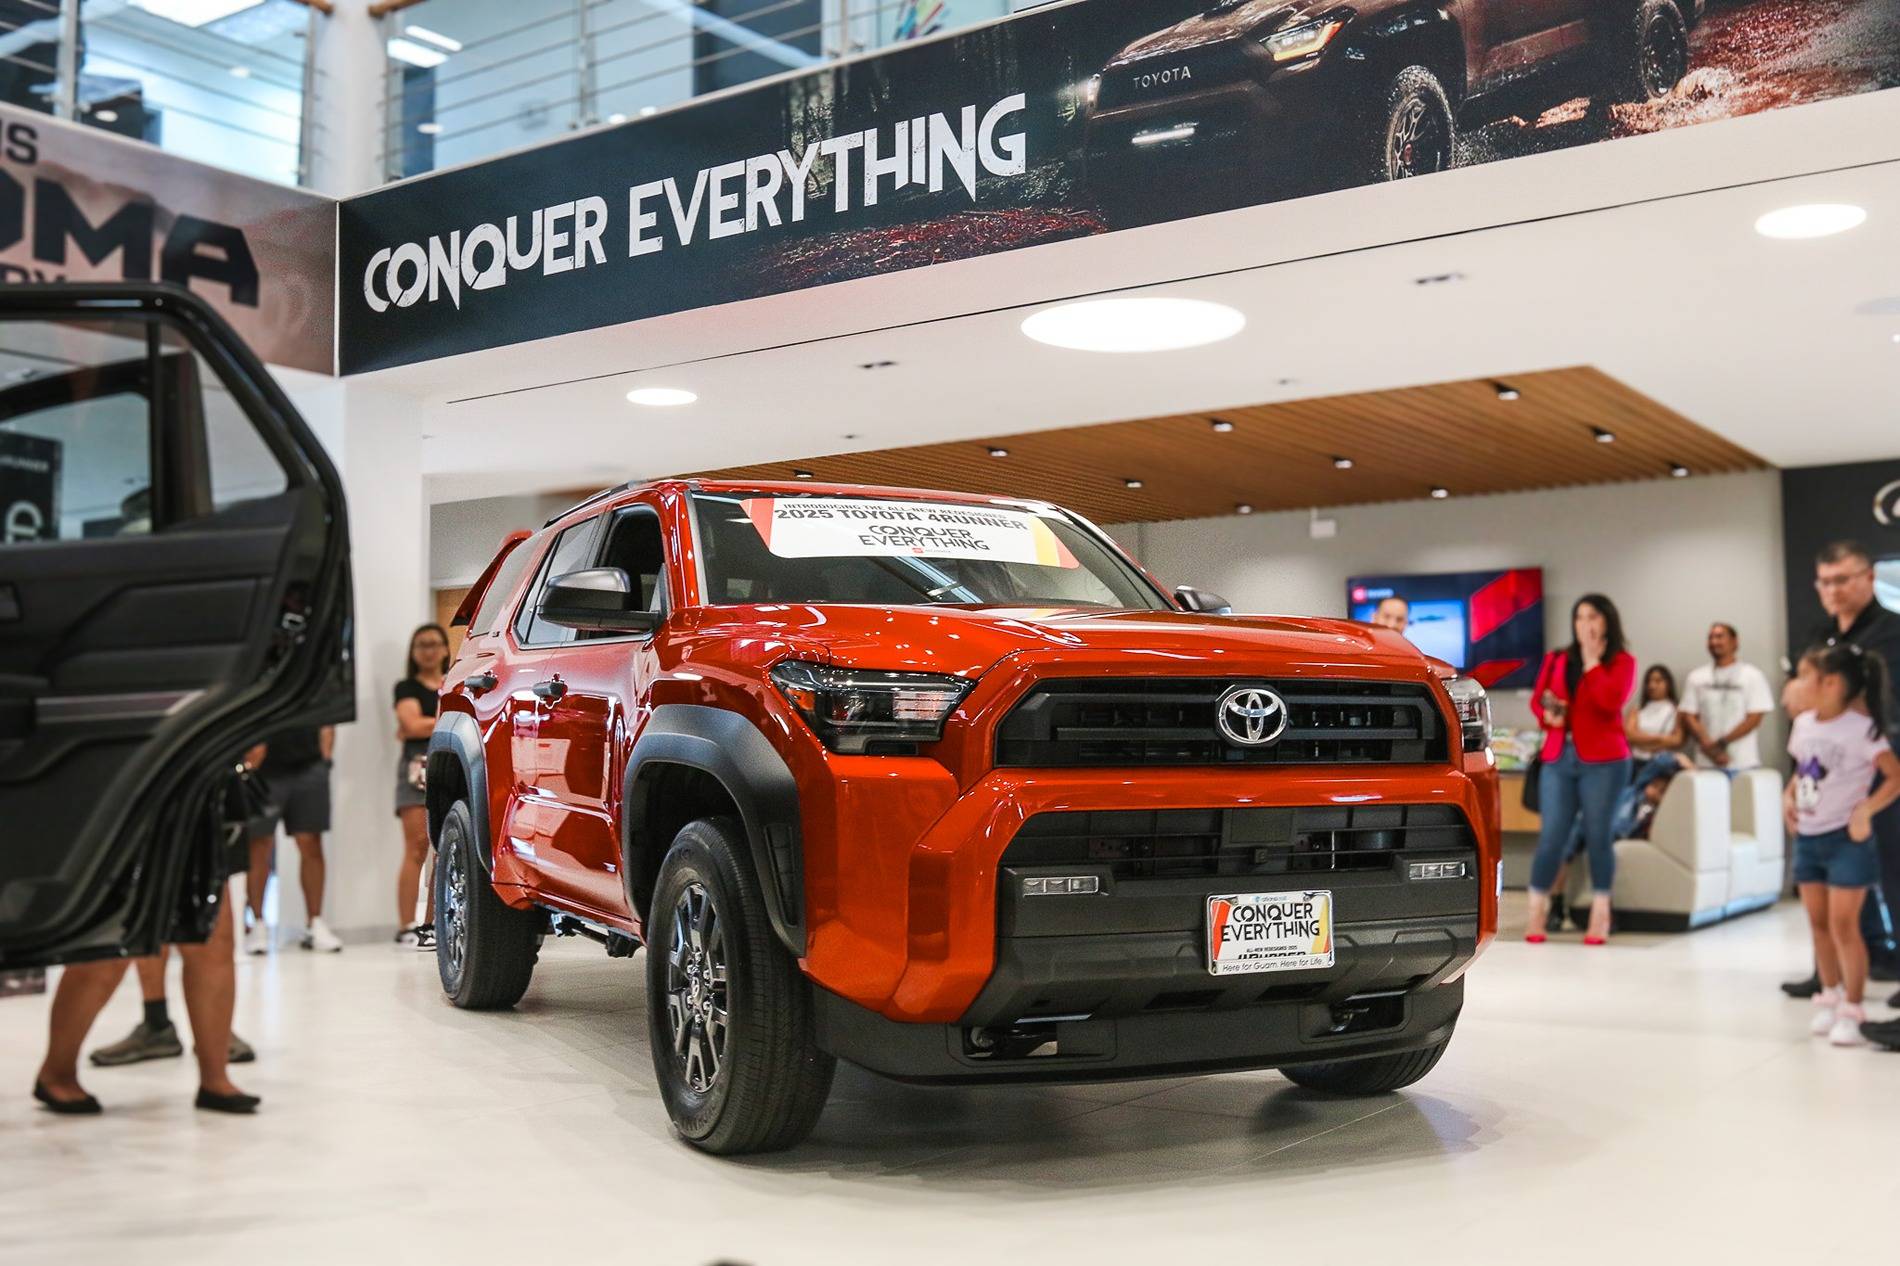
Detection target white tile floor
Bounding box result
[2,898,1895,1264]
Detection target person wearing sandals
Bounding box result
[393,624,449,949]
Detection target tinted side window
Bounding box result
[468,531,544,637]
[514,519,598,646]
[600,509,665,612]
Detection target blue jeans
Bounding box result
[1532,741,1631,895]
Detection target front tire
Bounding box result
[434,799,541,1010]
[1281,1035,1452,1095]
[646,817,835,1155]
[1601,0,1690,104]
[1365,65,1456,182]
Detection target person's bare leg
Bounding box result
[36,959,129,1102]
[294,832,325,920]
[1802,884,1841,988]
[397,807,428,925]
[177,889,244,1099]
[246,835,274,921]
[1830,887,1869,1005]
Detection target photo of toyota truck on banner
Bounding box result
[339,0,1900,372]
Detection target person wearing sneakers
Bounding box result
[243,725,343,955]
[87,950,255,1069]
[393,624,449,949]
[1785,643,1900,1048]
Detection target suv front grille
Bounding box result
[1003,805,1475,882]
[995,679,1446,768]
[1098,41,1254,109]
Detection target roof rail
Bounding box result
[542,482,631,527]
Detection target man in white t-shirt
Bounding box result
[1680,622,1775,771]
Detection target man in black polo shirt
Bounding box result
[1778,543,1900,1038]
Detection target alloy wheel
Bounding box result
[1639,17,1688,98]
[1388,97,1446,179]
[440,823,468,981]
[665,881,729,1096]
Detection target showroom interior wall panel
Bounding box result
[1119,470,1789,764]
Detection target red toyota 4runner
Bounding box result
[427,481,1501,1154]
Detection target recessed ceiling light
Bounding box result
[1755,203,1866,240]
[387,37,448,68]
[1493,382,1520,401]
[1332,456,1354,470]
[607,113,628,125]
[624,387,696,406]
[1235,503,1254,515]
[1430,487,1450,500]
[639,105,657,117]
[1124,478,1144,490]
[403,24,463,53]
[1669,463,1691,479]
[1210,419,1235,433]
[92,108,118,123]
[1021,297,1245,353]
[793,469,814,480]
[987,446,1009,458]
[416,121,442,135]
[228,64,252,78]
[1592,427,1616,444]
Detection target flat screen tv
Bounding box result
[1347,567,1544,689]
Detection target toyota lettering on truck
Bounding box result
[424,478,1501,1156]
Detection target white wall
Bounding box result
[1114,471,1790,763]
[430,491,575,586]
[262,372,430,941]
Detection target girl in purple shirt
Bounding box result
[1785,643,1900,1047]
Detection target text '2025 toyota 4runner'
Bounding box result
[1083,0,1703,203]
[426,482,1501,1154]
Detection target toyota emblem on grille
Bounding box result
[1216,686,1288,747]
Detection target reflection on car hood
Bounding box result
[1110,1,1302,65]
[704,603,1430,680]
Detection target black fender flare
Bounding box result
[623,704,805,957]
[1356,4,1468,104]
[426,713,492,872]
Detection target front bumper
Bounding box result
[814,971,1464,1086]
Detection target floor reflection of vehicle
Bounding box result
[1082,0,1702,216]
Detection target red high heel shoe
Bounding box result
[1525,932,1548,944]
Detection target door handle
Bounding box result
[465,672,498,695]
[531,678,567,703]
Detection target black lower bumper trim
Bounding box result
[812,978,1463,1086]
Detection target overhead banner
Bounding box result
[0,107,335,374]
[339,0,1900,374]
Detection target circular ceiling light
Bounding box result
[1332,456,1354,470]
[1754,203,1866,240]
[1235,503,1254,515]
[1430,486,1450,500]
[987,446,1009,458]
[1021,297,1245,353]
[625,387,697,407]
[1210,419,1235,433]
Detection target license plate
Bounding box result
[1206,890,1335,976]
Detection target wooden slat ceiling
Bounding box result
[691,366,1767,525]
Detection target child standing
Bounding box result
[1785,643,1900,1047]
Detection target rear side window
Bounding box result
[466,531,543,637]
[513,518,599,646]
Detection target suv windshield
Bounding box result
[692,492,1168,610]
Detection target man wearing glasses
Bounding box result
[1784,542,1900,1044]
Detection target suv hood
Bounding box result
[1110,1,1303,65]
[742,603,1433,681]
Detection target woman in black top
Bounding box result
[392,623,449,947]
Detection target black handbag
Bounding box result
[1521,753,1543,813]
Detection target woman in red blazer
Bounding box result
[1527,594,1638,945]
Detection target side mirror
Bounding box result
[539,567,662,633]
[1174,585,1233,616]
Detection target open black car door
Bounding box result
[0,284,352,967]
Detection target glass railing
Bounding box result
[381,0,1026,182]
[1,0,315,189]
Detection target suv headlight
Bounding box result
[769,660,974,755]
[1444,676,1491,755]
[1262,16,1344,62]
